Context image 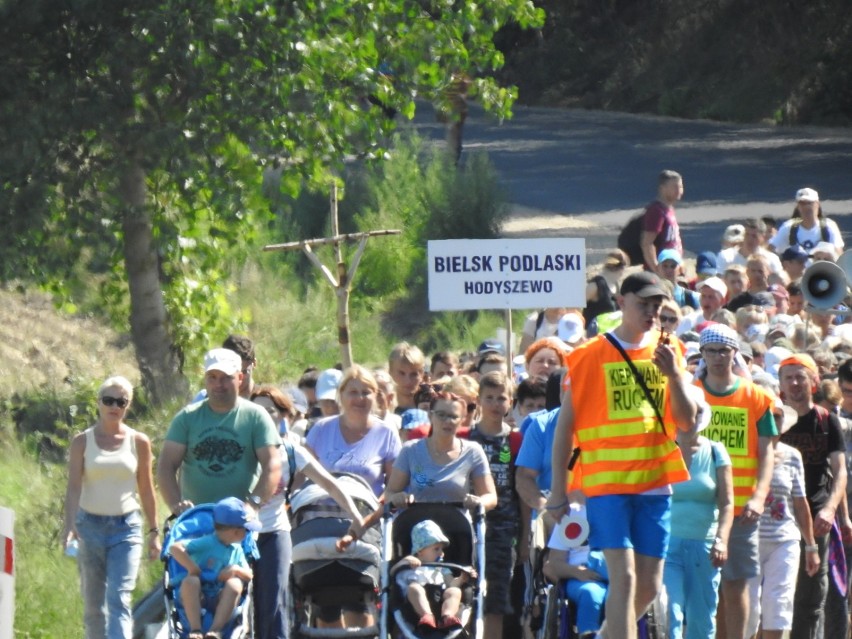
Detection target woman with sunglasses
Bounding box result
[384,391,497,512]
[62,376,160,639]
[658,300,683,334]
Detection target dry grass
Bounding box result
[1,286,140,400]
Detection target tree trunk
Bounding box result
[119,161,188,405]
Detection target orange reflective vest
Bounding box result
[695,378,774,516]
[565,331,688,497]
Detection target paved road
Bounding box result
[412,104,852,265]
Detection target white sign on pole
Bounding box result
[427,238,586,311]
[0,507,14,639]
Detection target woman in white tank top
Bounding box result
[62,376,160,639]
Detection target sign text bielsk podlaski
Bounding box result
[427,238,586,311]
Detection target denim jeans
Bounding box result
[75,509,143,639]
[254,529,293,639]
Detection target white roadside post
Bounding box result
[0,507,15,639]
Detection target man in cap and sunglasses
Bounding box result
[547,272,699,639]
[778,354,849,639]
[693,324,778,639]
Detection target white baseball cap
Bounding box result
[204,348,242,375]
[796,187,819,202]
[316,368,343,401]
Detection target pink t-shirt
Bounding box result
[643,200,682,266]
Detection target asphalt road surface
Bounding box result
[411,103,852,267]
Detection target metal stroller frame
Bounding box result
[160,503,258,639]
[380,501,486,639]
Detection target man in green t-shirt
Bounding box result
[158,348,281,514]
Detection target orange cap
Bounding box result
[779,353,819,380]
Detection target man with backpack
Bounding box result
[618,170,684,271]
[779,353,848,639]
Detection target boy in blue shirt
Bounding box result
[169,497,260,639]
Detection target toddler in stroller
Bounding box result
[163,497,260,639]
[381,502,486,639]
[391,519,475,632]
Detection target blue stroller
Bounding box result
[160,503,258,639]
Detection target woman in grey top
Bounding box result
[385,392,497,511]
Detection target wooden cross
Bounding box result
[263,184,401,369]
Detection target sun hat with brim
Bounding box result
[620,272,670,299]
[213,496,262,531]
[411,519,450,554]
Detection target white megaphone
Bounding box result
[801,260,848,310]
[837,250,852,283]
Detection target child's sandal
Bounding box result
[439,615,463,631]
[417,613,437,630]
[187,632,204,639]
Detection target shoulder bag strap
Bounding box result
[603,332,668,436]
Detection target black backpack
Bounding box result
[617,213,646,267]
[788,218,830,247]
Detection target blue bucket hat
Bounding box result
[411,519,449,554]
[213,496,262,531]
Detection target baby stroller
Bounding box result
[289,472,382,638]
[160,503,259,639]
[380,502,486,639]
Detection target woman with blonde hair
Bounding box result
[443,374,481,431]
[306,365,401,498]
[63,376,160,639]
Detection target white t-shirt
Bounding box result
[257,442,313,533]
[716,247,783,275]
[769,218,844,253]
[522,311,560,340]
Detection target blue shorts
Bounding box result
[586,494,671,558]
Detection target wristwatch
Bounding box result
[246,495,262,509]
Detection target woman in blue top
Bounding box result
[663,425,734,639]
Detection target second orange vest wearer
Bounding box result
[695,378,774,516]
[565,330,689,497]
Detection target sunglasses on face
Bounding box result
[100,396,129,408]
[660,314,679,324]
